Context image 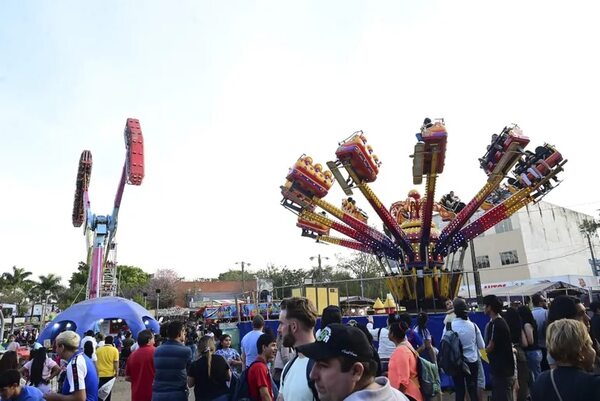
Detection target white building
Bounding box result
[434,201,600,291]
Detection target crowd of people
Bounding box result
[1,294,600,401]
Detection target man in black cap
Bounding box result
[296,323,408,401]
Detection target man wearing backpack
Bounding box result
[277,297,319,401]
[247,333,278,401]
[440,298,485,401]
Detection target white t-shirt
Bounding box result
[66,354,89,393]
[279,355,314,401]
[366,323,396,359]
[240,329,263,367]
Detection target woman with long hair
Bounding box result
[214,334,242,375]
[503,307,530,401]
[388,322,423,401]
[518,305,542,381]
[187,335,231,401]
[21,347,61,394]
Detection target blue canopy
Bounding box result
[38,296,160,343]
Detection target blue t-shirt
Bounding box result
[240,330,263,367]
[14,386,44,401]
[62,352,99,401]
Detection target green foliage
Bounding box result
[1,266,34,291]
[69,261,89,288]
[217,269,257,281]
[579,218,600,237]
[254,253,386,300]
[118,265,151,299]
[256,264,310,298]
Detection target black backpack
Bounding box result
[229,360,278,401]
[281,355,320,401]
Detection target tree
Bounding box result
[33,274,65,299]
[217,269,257,281]
[256,264,310,298]
[1,266,34,291]
[145,269,182,308]
[335,252,384,299]
[117,265,151,299]
[57,261,89,309]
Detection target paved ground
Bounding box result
[110,377,491,401]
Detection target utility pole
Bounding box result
[310,254,329,283]
[155,288,161,318]
[469,239,484,307]
[585,232,598,276]
[236,261,251,299]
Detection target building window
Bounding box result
[500,250,519,265]
[476,255,490,269]
[495,218,513,234]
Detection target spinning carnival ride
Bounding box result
[71,118,145,300]
[280,119,567,306]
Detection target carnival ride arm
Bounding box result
[435,138,528,256]
[300,209,394,258]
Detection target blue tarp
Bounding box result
[38,296,160,343]
[239,311,491,390]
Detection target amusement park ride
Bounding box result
[71,118,145,300]
[280,118,567,307]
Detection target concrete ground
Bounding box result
[109,377,490,401]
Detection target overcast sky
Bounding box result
[1,1,599,283]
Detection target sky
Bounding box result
[1,1,599,283]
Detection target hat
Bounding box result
[296,323,373,362]
[453,298,468,314]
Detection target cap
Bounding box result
[296,323,373,362]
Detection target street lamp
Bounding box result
[309,254,329,283]
[41,290,51,326]
[155,289,161,318]
[235,261,251,297]
[24,297,33,323]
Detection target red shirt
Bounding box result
[125,345,155,401]
[247,356,273,401]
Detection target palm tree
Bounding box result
[34,273,64,299]
[1,266,34,291]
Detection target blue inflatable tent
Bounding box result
[38,296,160,343]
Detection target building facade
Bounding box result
[434,201,600,290]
